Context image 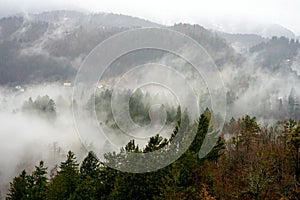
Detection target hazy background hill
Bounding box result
[0,11,242,85]
[1,2,300,199]
[199,19,298,39]
[0,10,160,84]
[0,10,300,106]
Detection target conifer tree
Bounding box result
[6,170,28,200]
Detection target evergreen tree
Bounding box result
[6,170,28,200]
[69,176,99,200]
[28,161,48,200]
[48,151,79,199]
[144,134,168,153]
[80,151,100,179]
[288,88,296,117]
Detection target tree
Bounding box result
[69,177,100,200]
[144,134,168,153]
[6,170,28,200]
[80,151,100,179]
[22,95,56,119]
[48,151,79,199]
[28,161,48,199]
[288,88,296,118]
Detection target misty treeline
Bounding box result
[22,95,56,120]
[250,36,300,69]
[6,108,300,199]
[227,87,300,121]
[87,88,180,128]
[19,86,300,125]
[4,12,300,86]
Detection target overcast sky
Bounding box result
[1,0,300,35]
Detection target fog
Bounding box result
[1,0,300,35]
[0,84,84,195]
[0,2,300,196]
[0,52,300,197]
[1,44,299,182]
[0,77,195,192]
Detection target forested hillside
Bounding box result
[0,12,242,84]
[6,112,300,199]
[1,10,300,200]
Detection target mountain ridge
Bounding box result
[0,10,299,87]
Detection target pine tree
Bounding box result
[48,151,79,199]
[80,151,100,179]
[288,88,296,117]
[6,170,28,200]
[144,134,168,153]
[28,161,48,200]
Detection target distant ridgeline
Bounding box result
[1,11,300,121]
[0,11,254,85]
[250,36,300,69]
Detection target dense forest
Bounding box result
[1,10,300,200]
[5,108,300,199]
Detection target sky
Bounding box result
[0,0,299,35]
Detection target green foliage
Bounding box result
[129,89,151,126]
[144,134,168,153]
[6,109,227,199]
[28,161,48,200]
[9,111,300,199]
[88,89,180,128]
[6,170,28,200]
[6,161,48,200]
[125,140,140,153]
[69,177,99,200]
[47,151,79,199]
[22,95,56,119]
[80,151,100,179]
